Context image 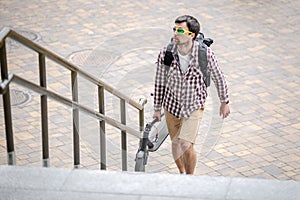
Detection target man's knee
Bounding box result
[172,140,182,152]
[180,140,193,153]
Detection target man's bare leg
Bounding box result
[172,142,186,174]
[181,141,196,174]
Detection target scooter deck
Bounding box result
[148,115,169,152]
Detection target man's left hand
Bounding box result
[220,102,230,119]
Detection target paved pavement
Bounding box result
[0,0,300,183]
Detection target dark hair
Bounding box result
[175,15,200,39]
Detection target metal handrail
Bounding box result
[0,27,146,170]
[0,27,144,110]
[8,74,140,137]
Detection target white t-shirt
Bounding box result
[178,52,190,73]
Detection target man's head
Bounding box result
[174,15,200,40]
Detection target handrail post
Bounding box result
[98,86,106,170]
[138,98,147,132]
[120,99,127,171]
[139,109,144,132]
[39,53,50,167]
[71,71,80,168]
[0,40,15,165]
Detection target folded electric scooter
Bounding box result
[134,113,169,172]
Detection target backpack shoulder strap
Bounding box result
[195,32,213,87]
[163,43,174,73]
[198,42,210,87]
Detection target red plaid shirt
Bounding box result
[154,41,229,118]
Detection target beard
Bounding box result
[174,37,192,47]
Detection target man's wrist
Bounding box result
[221,100,229,105]
[154,107,162,112]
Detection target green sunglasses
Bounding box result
[172,27,193,35]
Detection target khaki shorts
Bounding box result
[164,109,204,144]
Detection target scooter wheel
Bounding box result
[135,157,145,172]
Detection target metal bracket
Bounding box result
[7,151,16,165]
[138,98,147,106]
[0,73,13,94]
[43,159,50,167]
[74,164,80,169]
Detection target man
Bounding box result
[153,15,230,175]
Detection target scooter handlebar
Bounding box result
[149,113,165,126]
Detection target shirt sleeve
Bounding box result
[207,47,229,103]
[154,48,167,111]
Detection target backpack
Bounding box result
[163,32,213,87]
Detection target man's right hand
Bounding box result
[153,110,162,121]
